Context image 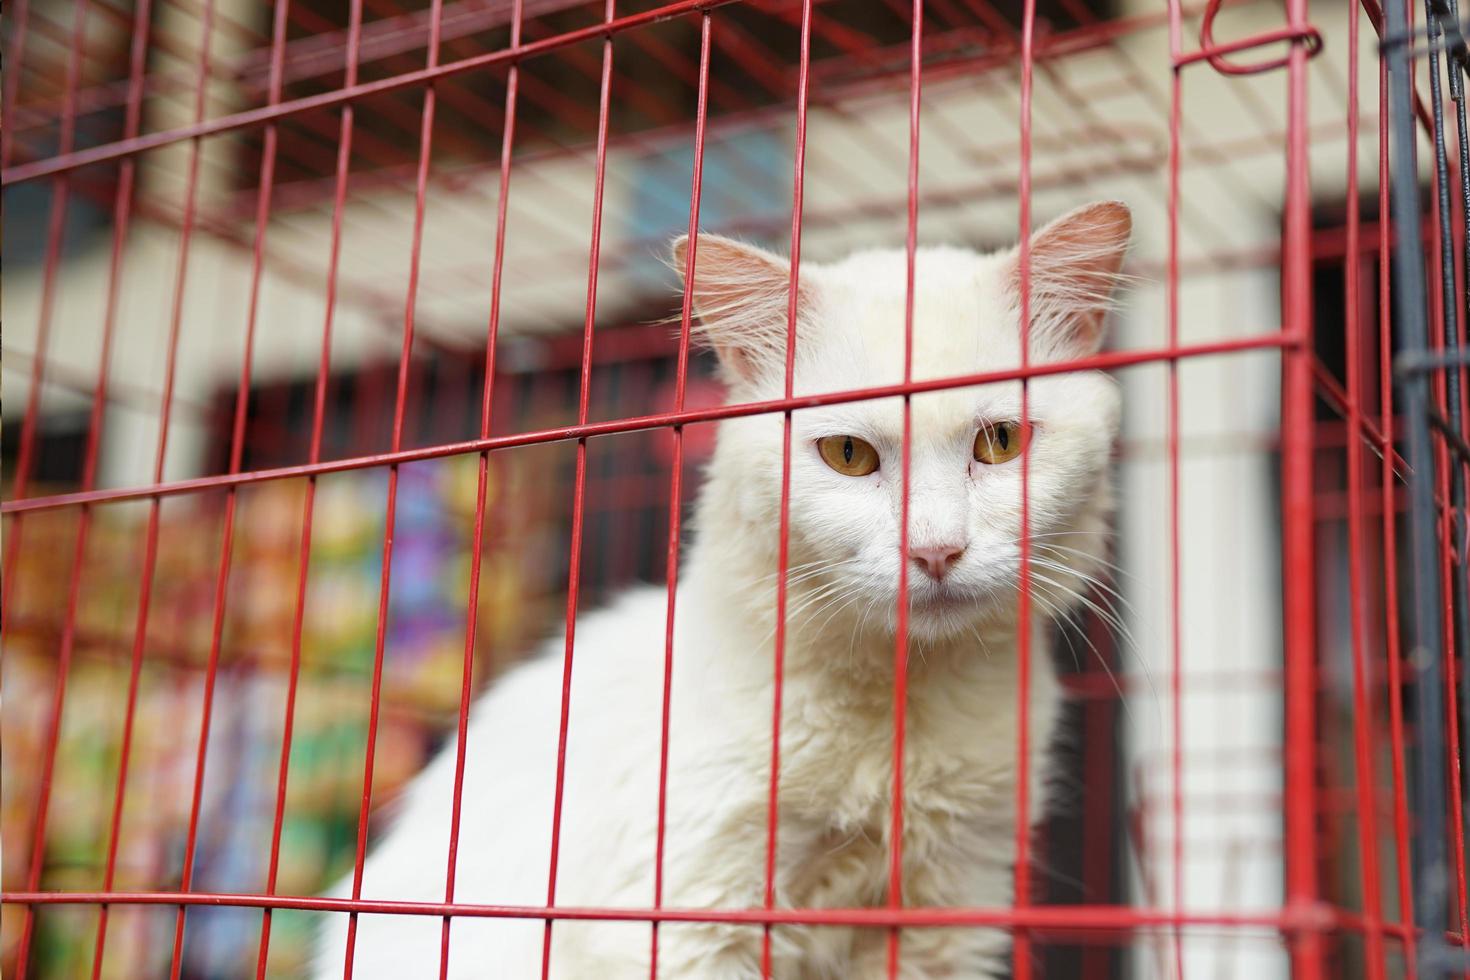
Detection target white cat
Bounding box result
[313,200,1130,979]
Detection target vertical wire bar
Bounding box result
[0,0,80,510]
[1376,36,1418,975]
[1422,13,1470,963]
[85,0,162,971]
[885,0,922,976]
[0,0,31,169]
[650,13,711,977]
[1011,0,1046,975]
[11,1,182,974]
[1381,0,1452,968]
[1448,9,1470,957]
[1281,0,1323,962]
[253,2,363,971]
[341,0,445,972]
[438,2,523,975]
[1422,0,1470,950]
[1013,0,1037,974]
[540,4,615,974]
[17,0,143,968]
[1426,0,1470,951]
[1431,359,1469,958]
[0,0,88,648]
[1080,613,1117,980]
[1423,0,1468,963]
[1162,0,1186,972]
[762,2,813,974]
[167,1,291,972]
[1343,4,1389,974]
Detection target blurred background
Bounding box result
[2,0,1444,976]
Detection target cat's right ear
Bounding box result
[670,234,809,387]
[1014,200,1132,357]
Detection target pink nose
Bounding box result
[909,544,965,580]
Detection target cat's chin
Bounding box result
[864,583,1000,643]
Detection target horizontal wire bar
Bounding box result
[0,0,739,186]
[0,890,1338,933]
[1,333,1295,516]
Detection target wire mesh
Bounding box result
[2,0,1468,977]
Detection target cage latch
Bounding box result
[1176,0,1324,75]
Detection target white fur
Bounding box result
[314,202,1128,979]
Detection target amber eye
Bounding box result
[973,420,1030,464]
[817,435,880,476]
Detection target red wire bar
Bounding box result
[11,0,1463,976]
[1280,0,1323,977]
[435,0,523,973]
[0,0,740,186]
[1177,0,1324,75]
[0,0,89,607]
[538,0,616,971]
[165,0,292,973]
[760,0,813,970]
[1013,0,1037,977]
[1164,0,1186,976]
[0,890,1342,932]
[252,0,365,973]
[650,12,712,977]
[0,333,1301,518]
[883,0,922,971]
[8,0,146,972]
[339,0,447,972]
[1342,2,1387,976]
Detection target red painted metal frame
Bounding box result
[1343,7,1387,979]
[433,0,523,973]
[9,0,142,972]
[338,0,448,973]
[7,0,1465,977]
[253,0,367,973]
[538,0,615,972]
[0,336,1300,518]
[651,12,711,977]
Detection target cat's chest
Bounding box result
[778,668,1026,830]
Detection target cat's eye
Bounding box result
[973,420,1030,464]
[817,435,880,476]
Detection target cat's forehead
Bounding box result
[801,383,1023,443]
[803,245,1021,386]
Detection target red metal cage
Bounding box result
[2,0,1468,976]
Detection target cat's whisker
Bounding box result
[1025,568,1159,727]
[1021,580,1136,719]
[1026,557,1137,640]
[1055,615,1087,675]
[1029,549,1140,608]
[1023,562,1135,656]
[1024,543,1113,580]
[1048,604,1137,726]
[741,556,866,591]
[804,591,870,644]
[747,577,868,649]
[1026,547,1168,713]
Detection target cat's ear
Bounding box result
[670,234,809,386]
[1011,200,1131,357]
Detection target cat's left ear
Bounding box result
[670,233,810,387]
[1012,200,1132,357]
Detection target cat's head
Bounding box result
[674,201,1129,645]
